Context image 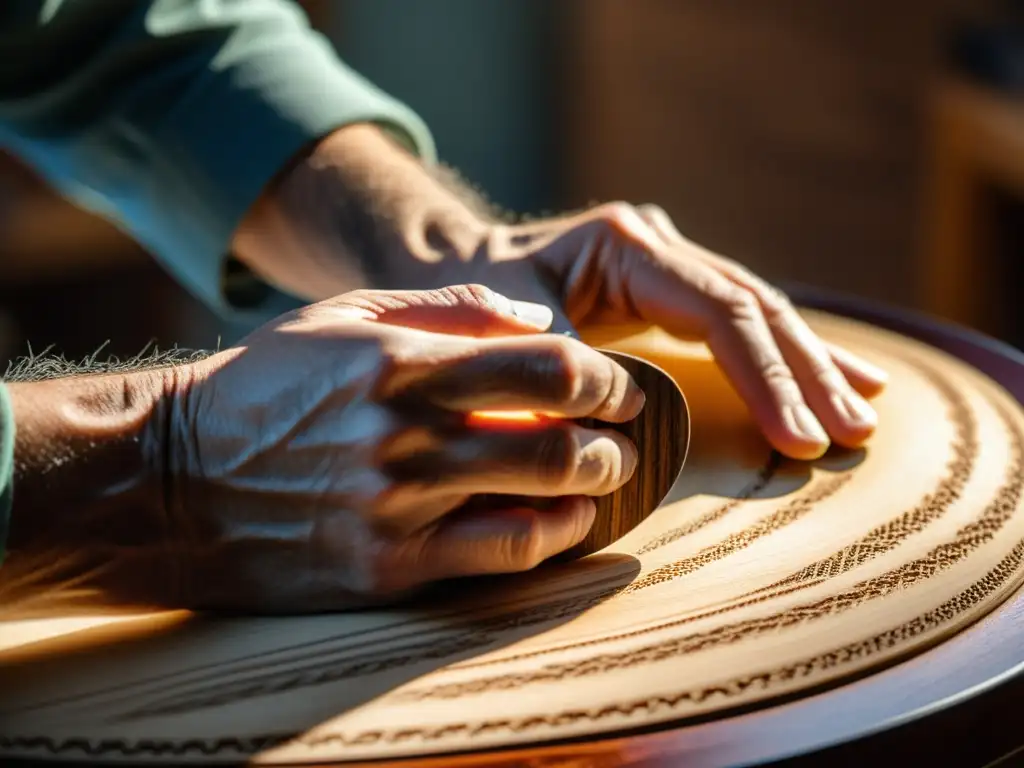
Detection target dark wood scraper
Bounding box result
[562,349,690,559]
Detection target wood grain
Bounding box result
[564,350,689,559]
[3,296,1024,767]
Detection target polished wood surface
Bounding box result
[2,290,1024,765]
[4,289,1024,768]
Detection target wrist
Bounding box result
[2,369,172,607]
[231,123,491,300]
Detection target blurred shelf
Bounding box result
[922,76,1024,336]
[562,0,989,312]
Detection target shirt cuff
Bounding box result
[0,383,15,567]
[119,13,436,321]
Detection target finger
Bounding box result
[758,304,878,448]
[576,224,829,458]
[685,256,879,448]
[702,272,888,400]
[384,421,638,503]
[635,203,889,396]
[825,342,889,399]
[332,284,554,337]
[678,251,889,402]
[701,291,832,459]
[374,493,475,538]
[637,205,879,448]
[703,273,880,446]
[397,334,646,423]
[415,496,597,581]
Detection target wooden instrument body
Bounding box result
[3,286,1024,768]
[329,288,1024,768]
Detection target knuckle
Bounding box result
[535,425,580,488]
[810,361,846,390]
[716,286,760,320]
[760,363,806,404]
[288,298,333,324]
[766,283,793,306]
[636,202,667,220]
[436,283,495,308]
[594,201,637,231]
[594,358,627,417]
[500,513,547,570]
[760,361,798,388]
[597,437,637,495]
[462,283,497,304]
[758,287,796,325]
[327,288,391,317]
[597,200,634,219]
[341,288,376,304]
[532,336,582,404]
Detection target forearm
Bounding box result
[0,1,434,320]
[232,124,494,301]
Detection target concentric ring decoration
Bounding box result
[2,306,1024,766]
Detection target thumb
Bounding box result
[334,284,554,337]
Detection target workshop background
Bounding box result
[0,0,1018,369]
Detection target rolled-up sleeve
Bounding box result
[0,0,436,319]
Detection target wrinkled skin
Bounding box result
[238,125,889,463]
[165,285,644,612]
[393,202,890,463]
[5,127,893,614]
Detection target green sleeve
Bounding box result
[0,383,13,566]
[0,0,437,321]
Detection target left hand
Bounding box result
[464,202,887,461]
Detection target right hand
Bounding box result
[164,284,645,612]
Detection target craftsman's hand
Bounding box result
[484,203,890,461]
[233,124,888,463]
[163,285,641,611]
[2,286,642,614]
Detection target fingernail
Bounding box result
[788,404,829,445]
[833,391,877,429]
[620,437,640,481]
[508,299,554,330]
